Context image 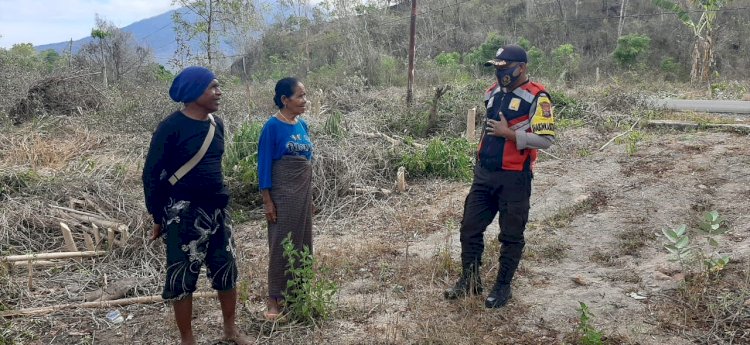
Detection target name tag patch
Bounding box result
[509,98,521,111]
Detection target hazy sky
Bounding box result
[0,0,178,48]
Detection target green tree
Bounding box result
[613,34,651,67]
[652,0,731,83]
[464,33,509,67]
[8,43,40,69]
[91,26,111,87]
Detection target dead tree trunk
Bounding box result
[427,85,450,132]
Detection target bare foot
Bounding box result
[222,325,250,345]
[264,297,282,320]
[180,338,197,345]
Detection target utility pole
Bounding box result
[406,0,417,106]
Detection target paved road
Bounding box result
[654,99,750,114]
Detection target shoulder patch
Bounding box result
[531,96,555,136]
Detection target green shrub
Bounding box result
[660,57,681,74]
[547,90,587,121]
[223,121,263,206]
[464,33,509,67]
[435,52,461,66]
[322,111,346,139]
[550,43,580,82]
[282,233,337,324]
[399,137,474,182]
[614,34,651,67]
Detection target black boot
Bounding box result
[444,263,482,300]
[485,283,512,308]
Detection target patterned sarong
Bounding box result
[267,155,313,298]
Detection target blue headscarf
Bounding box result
[169,66,216,103]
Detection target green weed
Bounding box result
[662,210,731,275]
[576,302,603,345]
[398,137,473,182]
[282,233,337,325]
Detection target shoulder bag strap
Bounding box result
[168,114,216,185]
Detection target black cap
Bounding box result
[484,44,528,67]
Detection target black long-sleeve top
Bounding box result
[142,111,228,222]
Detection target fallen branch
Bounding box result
[1,292,218,318]
[539,149,562,160]
[50,204,128,233]
[2,251,106,262]
[352,130,426,149]
[348,184,392,197]
[599,119,640,151]
[84,278,139,302]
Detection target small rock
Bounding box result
[698,184,708,190]
[574,195,590,203]
[571,276,589,286]
[672,273,685,282]
[628,292,647,300]
[744,299,750,307]
[653,271,672,281]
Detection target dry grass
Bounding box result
[652,261,750,343]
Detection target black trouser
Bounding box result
[460,165,531,284]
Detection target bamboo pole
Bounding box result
[1,292,218,318]
[50,205,128,233]
[59,223,78,252]
[83,233,95,251]
[11,260,61,267]
[2,251,106,262]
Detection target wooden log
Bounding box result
[59,222,78,252]
[1,292,218,318]
[2,251,105,262]
[84,278,138,302]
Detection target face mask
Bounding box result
[495,64,523,88]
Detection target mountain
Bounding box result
[34,5,285,68]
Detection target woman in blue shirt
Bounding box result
[257,77,314,319]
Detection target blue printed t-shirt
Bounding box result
[257,116,314,190]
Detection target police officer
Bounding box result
[444,44,555,308]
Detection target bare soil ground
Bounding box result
[2,116,749,344]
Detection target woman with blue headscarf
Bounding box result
[142,66,249,345]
